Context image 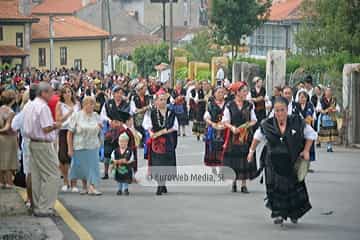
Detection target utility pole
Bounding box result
[106,0,114,73]
[162,1,166,41]
[49,15,54,71]
[169,0,174,87]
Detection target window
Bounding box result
[16,32,23,48]
[60,47,67,65]
[39,48,46,66]
[0,26,3,41]
[74,59,82,71]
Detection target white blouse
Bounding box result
[142,110,178,132]
[60,102,81,130]
[68,111,102,150]
[253,124,318,142]
[221,105,257,124]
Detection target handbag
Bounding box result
[294,156,309,182]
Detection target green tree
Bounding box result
[183,31,221,63]
[210,0,271,58]
[133,43,169,77]
[295,0,360,56]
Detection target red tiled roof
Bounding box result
[0,45,29,57]
[31,16,109,40]
[268,0,303,21]
[32,0,97,15]
[0,0,39,21]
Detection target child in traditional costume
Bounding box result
[111,133,135,195]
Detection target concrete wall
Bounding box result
[30,39,103,71]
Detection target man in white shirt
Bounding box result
[23,82,62,217]
[216,63,225,87]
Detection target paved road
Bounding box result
[58,132,360,240]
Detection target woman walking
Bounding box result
[170,81,189,137]
[247,97,317,225]
[296,90,316,170]
[67,96,102,195]
[56,86,80,192]
[222,82,257,193]
[143,89,178,195]
[317,87,339,152]
[203,87,226,167]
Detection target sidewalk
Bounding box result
[0,187,63,240]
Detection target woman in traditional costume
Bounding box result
[203,87,226,167]
[296,90,316,170]
[170,81,189,136]
[247,96,317,225]
[316,87,339,152]
[250,77,267,126]
[143,89,178,195]
[190,82,206,140]
[130,82,151,146]
[222,82,258,193]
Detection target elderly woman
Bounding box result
[0,90,18,188]
[247,97,317,225]
[56,86,80,192]
[316,87,340,152]
[67,96,102,195]
[222,82,257,193]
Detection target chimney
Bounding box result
[18,0,32,17]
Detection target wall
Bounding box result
[0,25,25,49]
[30,39,103,71]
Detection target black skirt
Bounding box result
[204,128,224,166]
[265,153,312,220]
[149,152,177,182]
[58,129,71,164]
[223,144,257,180]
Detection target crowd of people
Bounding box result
[0,66,340,224]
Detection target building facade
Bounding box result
[249,22,299,57]
[0,0,38,69]
[248,0,302,58]
[30,16,109,71]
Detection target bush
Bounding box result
[195,70,211,81]
[175,67,188,81]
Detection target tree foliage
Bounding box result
[210,0,271,58]
[295,0,360,57]
[132,43,169,77]
[183,31,222,63]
